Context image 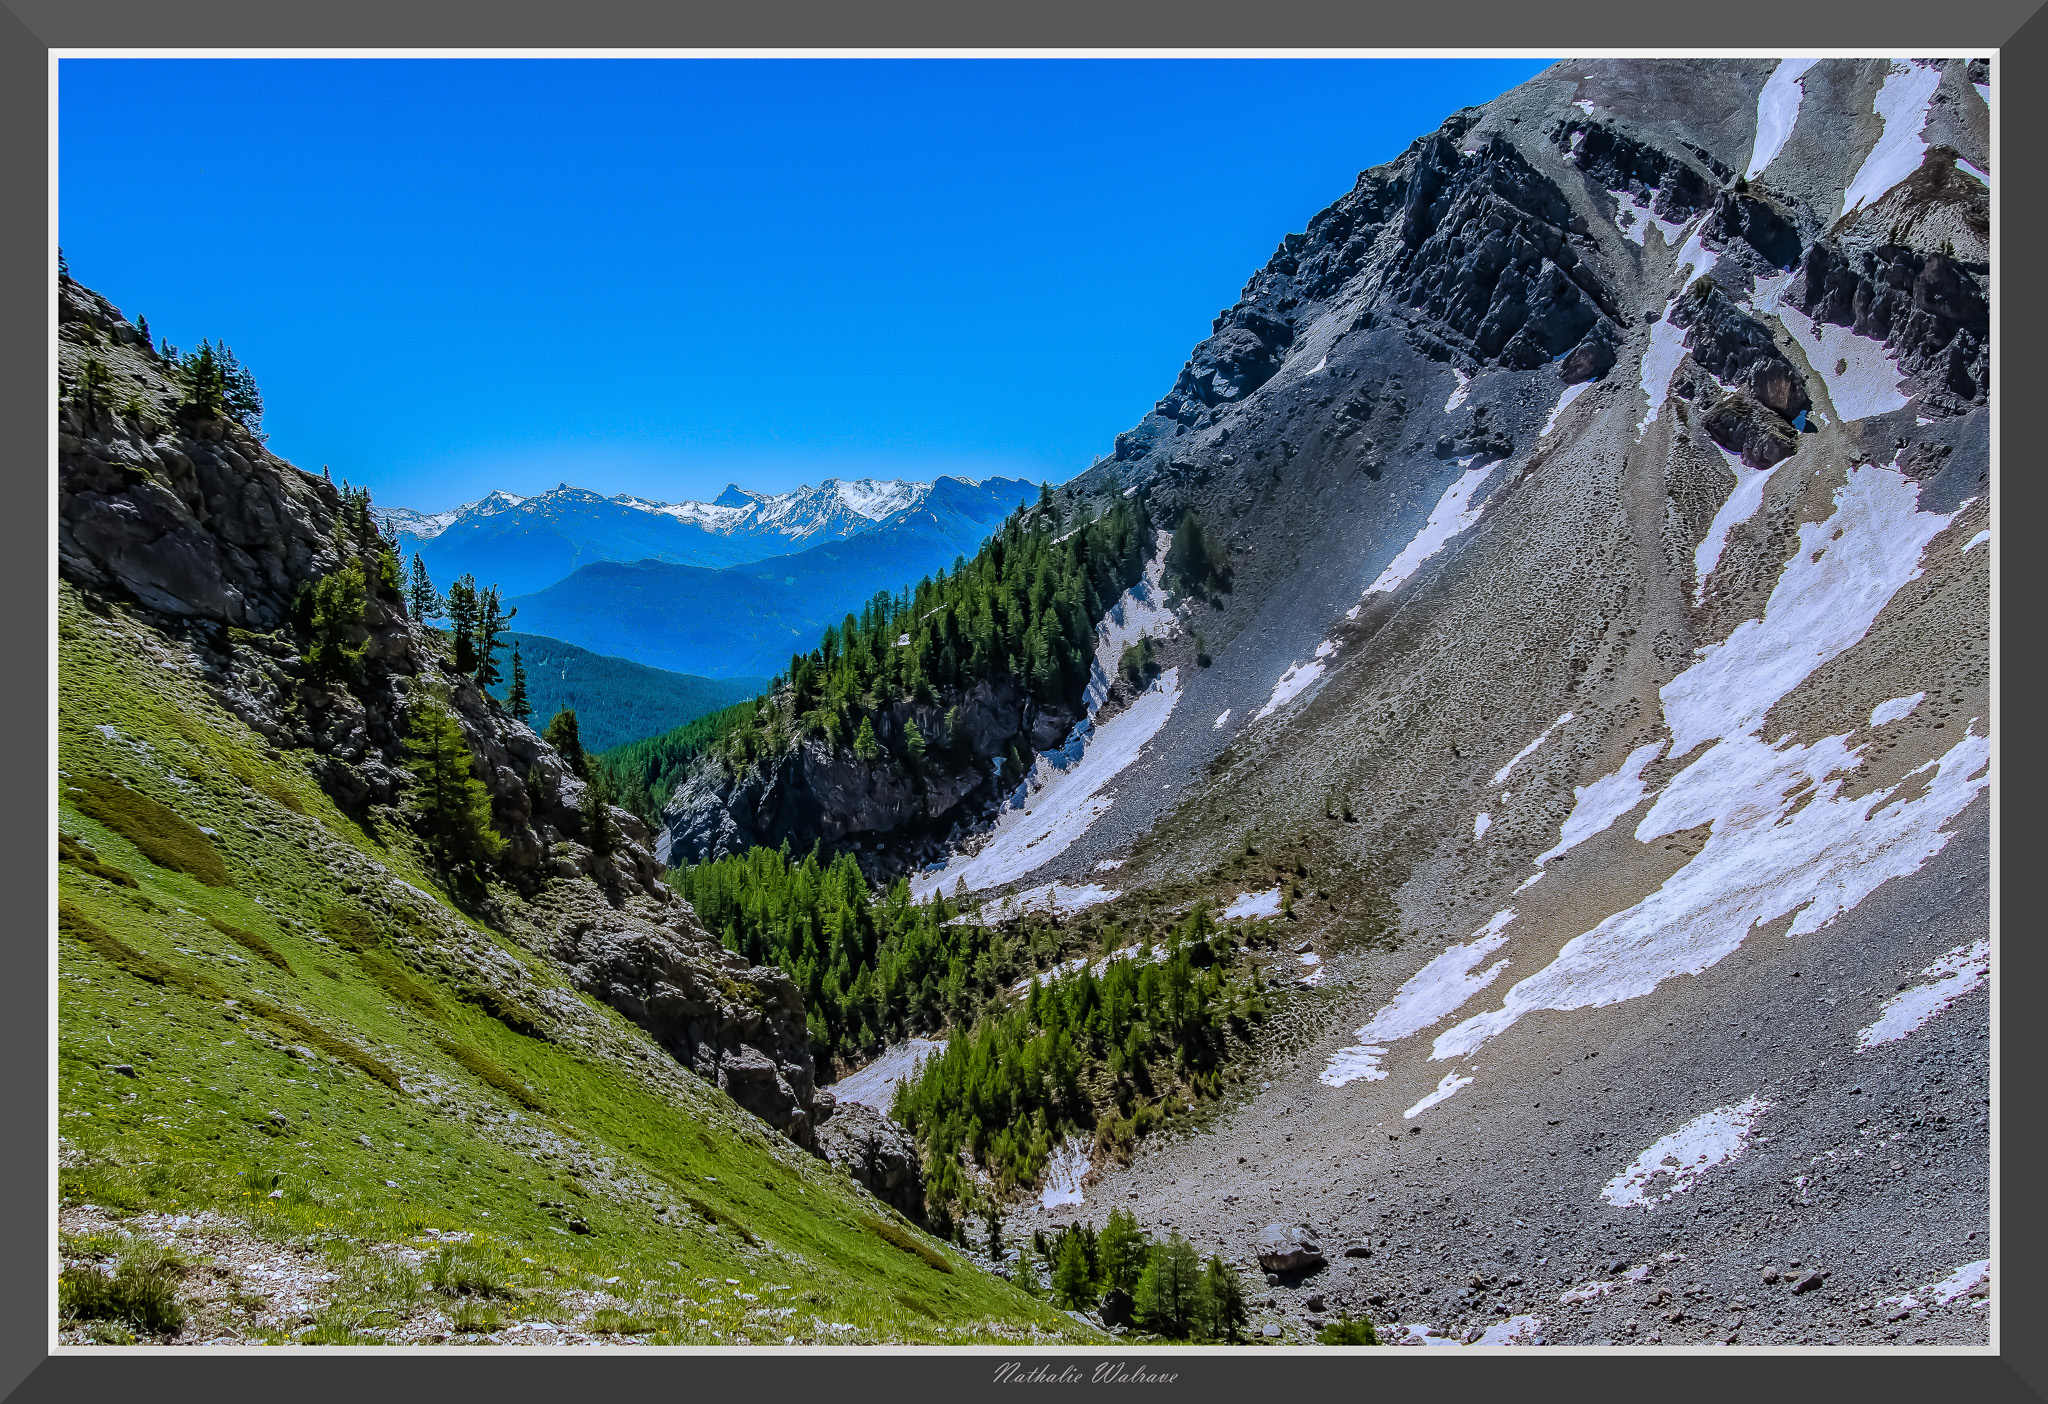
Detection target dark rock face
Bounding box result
[1705,188,1803,271]
[664,675,1081,877]
[1670,282,1811,420]
[814,1100,926,1222]
[543,891,822,1148]
[1793,241,1989,411]
[1702,390,1801,469]
[1555,115,1723,225]
[1257,1224,1328,1273]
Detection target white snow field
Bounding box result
[1694,446,1782,602]
[832,1037,945,1110]
[1926,1260,1992,1306]
[1256,651,1332,720]
[1636,310,1689,435]
[1842,60,1946,217]
[1857,938,1989,1048]
[1494,711,1574,786]
[1776,304,1912,421]
[1746,58,1822,179]
[912,669,1181,899]
[1405,1070,1474,1119]
[1541,378,1592,438]
[1040,1140,1091,1209]
[1444,368,1472,412]
[1434,463,1988,1068]
[1965,530,1990,552]
[1532,739,1667,867]
[961,882,1122,925]
[1321,912,1515,1087]
[1602,1096,1772,1208]
[1221,887,1284,921]
[1353,464,1500,613]
[1870,692,1927,728]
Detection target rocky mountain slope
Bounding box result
[56,273,1089,1345]
[675,57,1993,1347]
[381,475,1040,599]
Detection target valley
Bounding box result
[56,55,1993,1350]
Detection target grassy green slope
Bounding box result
[56,583,1093,1346]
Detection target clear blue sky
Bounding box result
[59,58,1551,513]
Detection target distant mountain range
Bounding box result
[486,632,765,753]
[505,475,1043,677]
[378,475,1034,598]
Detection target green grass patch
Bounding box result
[59,834,139,888]
[68,774,232,887]
[858,1214,953,1274]
[205,916,291,973]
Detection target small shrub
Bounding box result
[1317,1310,1380,1345]
[58,834,138,888]
[425,1243,516,1299]
[58,1250,186,1336]
[432,1035,549,1114]
[452,1299,504,1333]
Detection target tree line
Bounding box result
[710,490,1151,779]
[891,903,1265,1225]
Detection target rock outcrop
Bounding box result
[813,1100,927,1222]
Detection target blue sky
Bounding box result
[60,58,1551,512]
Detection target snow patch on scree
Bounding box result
[1494,712,1573,786]
[1221,888,1284,921]
[1694,445,1782,603]
[1842,60,1946,217]
[1637,310,1688,436]
[1746,58,1822,180]
[1603,1096,1770,1208]
[1322,912,1514,1087]
[1040,1140,1090,1209]
[1532,739,1667,867]
[911,670,1180,898]
[833,1038,944,1110]
[1435,462,1987,1065]
[961,883,1121,926]
[1354,464,1498,607]
[1256,649,1333,720]
[1444,369,1471,412]
[1870,692,1926,727]
[1541,379,1591,437]
[1405,1071,1473,1119]
[1858,938,1988,1048]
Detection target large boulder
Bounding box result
[813,1100,926,1223]
[1701,390,1801,469]
[1257,1224,1327,1274]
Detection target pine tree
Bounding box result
[853,715,881,762]
[983,1202,1004,1261]
[1097,1208,1149,1296]
[178,341,227,419]
[216,342,264,432]
[506,645,531,722]
[904,718,926,761]
[545,707,587,779]
[582,764,618,859]
[1014,1251,1044,1298]
[72,352,111,420]
[1193,1255,1247,1342]
[446,574,479,673]
[305,561,369,684]
[407,554,441,621]
[1053,1231,1096,1310]
[403,692,505,869]
[473,583,514,689]
[1134,1233,1202,1339]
